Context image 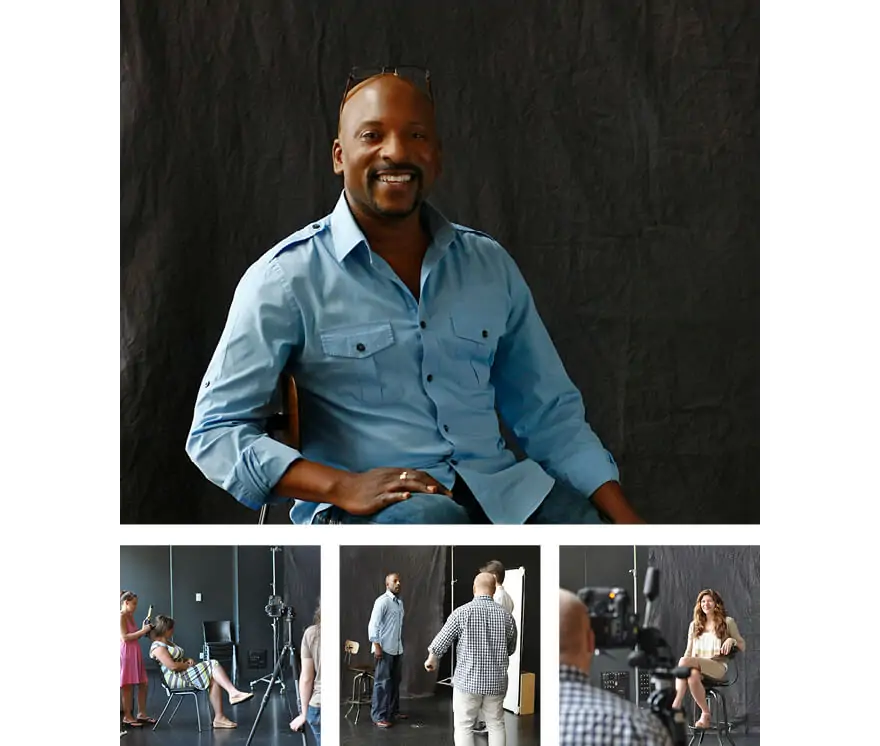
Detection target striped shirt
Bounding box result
[428,595,517,696]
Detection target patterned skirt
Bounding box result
[164,659,216,690]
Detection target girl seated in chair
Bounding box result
[149,614,254,729]
[671,589,746,729]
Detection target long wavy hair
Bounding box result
[692,589,728,639]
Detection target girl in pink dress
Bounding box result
[120,590,154,727]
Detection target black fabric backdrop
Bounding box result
[340,546,447,698]
[648,545,759,729]
[121,1,759,524]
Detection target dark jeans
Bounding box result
[371,652,402,723]
[306,705,320,745]
[312,478,605,524]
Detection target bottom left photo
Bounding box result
[119,545,321,745]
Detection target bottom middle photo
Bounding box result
[339,545,540,745]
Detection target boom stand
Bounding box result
[251,546,286,692]
[245,612,306,746]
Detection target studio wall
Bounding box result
[119,545,320,683]
[121,0,760,525]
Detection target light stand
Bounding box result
[437,545,457,688]
[245,609,307,746]
[250,546,286,693]
[629,545,640,706]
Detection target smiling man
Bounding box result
[186,66,644,524]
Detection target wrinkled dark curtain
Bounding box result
[283,545,322,653]
[648,545,760,729]
[121,1,759,524]
[340,546,446,698]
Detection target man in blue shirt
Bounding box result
[186,67,644,524]
[368,572,406,728]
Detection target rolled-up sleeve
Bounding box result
[186,258,304,510]
[492,250,620,498]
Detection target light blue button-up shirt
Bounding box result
[186,192,619,523]
[368,590,404,656]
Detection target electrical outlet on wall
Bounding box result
[195,592,202,602]
[199,651,204,660]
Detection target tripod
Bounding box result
[251,547,286,693]
[245,611,307,746]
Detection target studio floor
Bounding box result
[119,674,316,745]
[340,687,539,745]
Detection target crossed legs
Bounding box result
[671,657,711,727]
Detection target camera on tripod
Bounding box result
[577,568,690,746]
[264,595,296,620]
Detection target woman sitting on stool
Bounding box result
[149,614,254,729]
[671,589,746,729]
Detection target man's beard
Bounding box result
[364,182,423,219]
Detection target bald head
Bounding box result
[339,73,435,133]
[473,572,497,597]
[559,589,593,673]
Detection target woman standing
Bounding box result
[149,614,253,729]
[120,590,154,728]
[290,603,322,744]
[671,589,746,729]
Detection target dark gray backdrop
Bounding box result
[119,545,320,689]
[560,545,759,730]
[121,0,759,524]
[340,545,540,709]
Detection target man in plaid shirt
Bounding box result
[425,572,517,745]
[559,589,672,746]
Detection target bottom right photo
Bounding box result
[559,545,759,746]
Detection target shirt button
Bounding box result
[356,342,366,352]
[203,381,210,388]
[482,329,489,338]
[450,458,458,465]
[312,223,320,229]
[443,424,449,432]
[420,321,426,329]
[427,374,433,382]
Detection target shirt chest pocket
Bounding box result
[444,308,505,389]
[318,322,395,404]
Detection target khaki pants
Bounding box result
[453,689,506,746]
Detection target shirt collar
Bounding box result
[384,589,400,602]
[559,664,591,683]
[474,594,494,601]
[329,190,456,263]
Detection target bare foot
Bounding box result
[694,712,711,729]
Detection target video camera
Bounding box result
[577,568,690,746]
[265,595,296,620]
